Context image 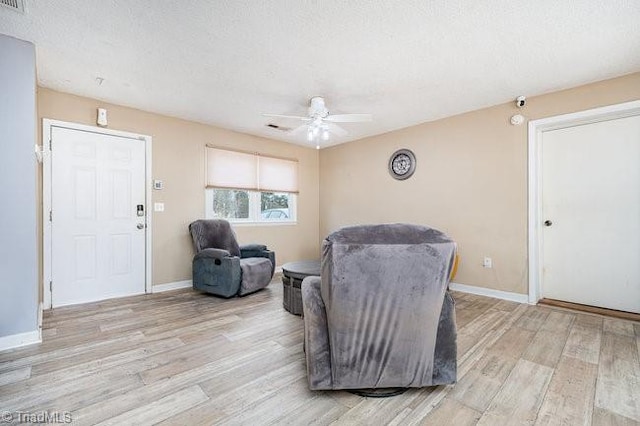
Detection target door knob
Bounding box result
[137,223,145,230]
[544,220,553,227]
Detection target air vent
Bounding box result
[0,0,25,13]
[266,123,292,132]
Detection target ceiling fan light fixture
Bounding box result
[263,96,372,147]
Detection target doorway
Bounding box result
[43,120,152,308]
[528,101,640,313]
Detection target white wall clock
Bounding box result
[388,149,416,180]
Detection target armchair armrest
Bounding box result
[301,276,332,390]
[240,243,267,252]
[240,245,275,277]
[196,248,232,260]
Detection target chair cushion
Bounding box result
[239,257,272,296]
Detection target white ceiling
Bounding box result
[1,1,639,148]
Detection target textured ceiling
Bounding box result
[1,1,639,148]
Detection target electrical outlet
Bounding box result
[483,257,492,268]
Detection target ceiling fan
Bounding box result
[263,96,372,148]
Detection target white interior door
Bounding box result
[51,127,146,307]
[541,114,640,313]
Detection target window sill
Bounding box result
[230,221,298,227]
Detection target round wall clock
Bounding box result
[388,149,416,180]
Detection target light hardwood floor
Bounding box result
[0,280,638,425]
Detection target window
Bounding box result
[205,189,296,223]
[205,147,298,224]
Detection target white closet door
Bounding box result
[541,114,640,313]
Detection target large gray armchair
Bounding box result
[189,219,275,297]
[301,223,457,392]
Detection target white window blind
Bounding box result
[206,146,299,193]
[258,156,298,193]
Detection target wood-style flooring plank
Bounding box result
[162,359,307,424]
[485,325,537,360]
[592,407,640,426]
[514,307,551,332]
[603,317,636,337]
[96,385,209,426]
[476,359,554,426]
[534,356,598,425]
[1,368,144,412]
[0,366,31,386]
[198,343,302,397]
[636,324,640,359]
[5,338,183,398]
[449,351,519,411]
[562,314,602,364]
[522,310,575,368]
[418,397,482,426]
[595,332,640,422]
[456,309,508,356]
[271,395,349,425]
[330,387,428,426]
[0,331,146,371]
[215,376,313,426]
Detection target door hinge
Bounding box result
[49,139,52,150]
[49,281,52,292]
[49,210,52,222]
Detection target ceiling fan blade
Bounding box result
[324,113,372,123]
[262,113,311,121]
[327,123,348,137]
[289,124,309,136]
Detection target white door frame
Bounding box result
[527,100,640,304]
[42,119,153,309]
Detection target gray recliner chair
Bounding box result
[301,223,457,392]
[189,219,275,297]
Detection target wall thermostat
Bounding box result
[153,180,164,190]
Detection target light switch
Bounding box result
[154,202,165,212]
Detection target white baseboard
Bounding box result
[153,280,192,293]
[153,269,285,292]
[0,330,41,352]
[449,282,529,304]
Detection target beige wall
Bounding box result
[319,72,640,295]
[36,72,640,295]
[37,88,320,287]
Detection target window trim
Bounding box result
[205,189,297,225]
